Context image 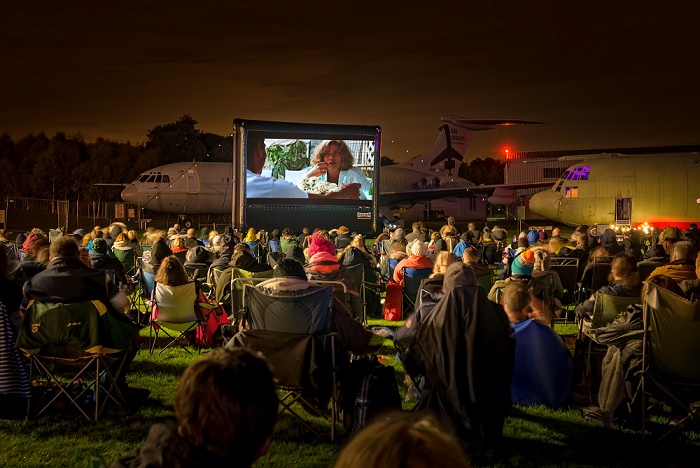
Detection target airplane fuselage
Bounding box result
[529,153,700,227]
[120,162,232,214]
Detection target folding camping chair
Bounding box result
[630,283,700,444]
[231,283,344,441]
[17,300,138,422]
[576,293,641,404]
[401,267,432,316]
[149,281,203,354]
[550,257,579,311]
[576,256,614,304]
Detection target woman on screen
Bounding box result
[301,140,372,200]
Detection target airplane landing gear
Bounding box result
[179,216,193,230]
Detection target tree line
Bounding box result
[0,114,504,203]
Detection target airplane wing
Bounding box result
[379,181,554,207]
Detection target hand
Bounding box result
[306,162,329,178]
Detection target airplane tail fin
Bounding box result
[420,116,544,174]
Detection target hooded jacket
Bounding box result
[413,285,515,442]
[110,423,228,468]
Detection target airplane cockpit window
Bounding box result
[163,175,170,183]
[138,175,149,182]
[145,175,156,183]
[565,166,589,181]
[154,176,162,183]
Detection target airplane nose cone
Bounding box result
[121,185,138,204]
[529,190,559,221]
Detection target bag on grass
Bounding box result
[384,281,403,321]
[341,357,402,432]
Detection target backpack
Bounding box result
[341,357,402,432]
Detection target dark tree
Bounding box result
[146,114,206,165]
[459,157,505,185]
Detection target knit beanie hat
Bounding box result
[92,238,108,254]
[309,232,336,257]
[511,249,535,276]
[393,228,406,240]
[527,229,539,246]
[410,240,427,256]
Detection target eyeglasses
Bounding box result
[322,150,342,158]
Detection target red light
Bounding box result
[503,147,511,159]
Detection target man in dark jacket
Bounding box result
[110,348,278,468]
[23,236,145,398]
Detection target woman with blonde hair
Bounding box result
[244,228,257,243]
[416,250,457,296]
[334,412,469,468]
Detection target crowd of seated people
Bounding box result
[5,218,700,465]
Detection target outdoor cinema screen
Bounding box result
[233,119,381,233]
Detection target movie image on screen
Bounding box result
[245,133,375,202]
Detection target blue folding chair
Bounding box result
[402,267,432,314]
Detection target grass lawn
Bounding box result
[3,321,700,467]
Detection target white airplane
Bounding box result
[528,152,700,229]
[120,116,550,224]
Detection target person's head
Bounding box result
[208,229,219,241]
[92,238,109,255]
[175,347,278,464]
[645,274,684,296]
[442,262,476,292]
[588,245,613,264]
[670,240,697,263]
[468,222,475,230]
[49,235,80,261]
[273,257,307,279]
[334,411,469,468]
[502,281,530,324]
[430,231,441,242]
[81,233,91,247]
[447,216,456,226]
[462,246,480,264]
[338,225,350,235]
[36,246,50,266]
[511,249,535,276]
[432,251,457,276]
[234,243,251,254]
[171,236,186,249]
[186,228,197,238]
[309,232,337,257]
[410,240,428,257]
[155,255,190,286]
[349,234,366,250]
[311,140,354,171]
[115,232,128,243]
[78,247,92,267]
[610,252,640,287]
[282,228,294,238]
[29,236,49,258]
[411,222,421,232]
[532,248,550,271]
[517,236,529,249]
[551,227,561,237]
[393,228,406,240]
[127,230,139,242]
[527,229,539,246]
[460,231,473,243]
[167,227,178,239]
[246,132,267,174]
[286,245,307,264]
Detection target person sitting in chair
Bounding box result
[259,258,380,355]
[111,348,278,467]
[22,236,147,399]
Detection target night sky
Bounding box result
[2,1,699,162]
